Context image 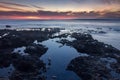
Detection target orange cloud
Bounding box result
[0,10,119,19]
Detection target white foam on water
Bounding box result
[13,46,29,55]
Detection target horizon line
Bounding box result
[0,18,120,20]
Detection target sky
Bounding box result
[0,0,120,19]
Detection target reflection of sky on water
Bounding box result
[0,64,15,78]
[41,38,81,80]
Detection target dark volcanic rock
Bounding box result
[111,63,120,73]
[10,70,46,80]
[10,53,46,80]
[6,25,11,28]
[12,55,45,73]
[67,56,113,80]
[57,39,71,45]
[0,53,12,68]
[98,31,106,34]
[24,43,48,57]
[0,28,61,80]
[58,33,120,80]
[0,28,60,49]
[69,33,120,56]
[53,33,70,38]
[0,34,27,49]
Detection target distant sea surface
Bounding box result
[0,19,120,29]
[0,19,120,49]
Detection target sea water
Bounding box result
[0,19,120,49]
[0,19,120,79]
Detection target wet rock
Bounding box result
[0,78,9,80]
[67,56,113,80]
[0,53,12,68]
[57,39,71,45]
[9,54,46,80]
[0,52,47,80]
[9,71,32,80]
[0,34,27,49]
[98,31,106,34]
[24,43,48,57]
[114,29,120,32]
[6,25,11,28]
[12,55,45,73]
[96,28,102,30]
[48,57,51,66]
[67,33,120,56]
[52,33,70,38]
[0,46,47,80]
[111,63,120,73]
[0,28,61,80]
[71,33,93,40]
[54,32,120,80]
[9,69,46,80]
[87,30,97,34]
[0,28,60,49]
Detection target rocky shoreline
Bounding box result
[57,33,120,80]
[0,28,60,80]
[0,28,120,80]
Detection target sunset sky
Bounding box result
[0,0,120,19]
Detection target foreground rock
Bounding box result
[67,56,120,80]
[70,33,120,56]
[0,52,47,80]
[12,54,45,72]
[67,56,112,80]
[10,54,46,80]
[58,33,120,56]
[0,28,60,49]
[57,33,120,80]
[0,28,61,80]
[24,43,48,57]
[0,53,12,68]
[10,70,46,80]
[0,78,9,80]
[12,48,47,79]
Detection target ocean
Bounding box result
[0,19,120,49]
[0,19,120,80]
[0,19,120,29]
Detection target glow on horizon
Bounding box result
[0,15,77,20]
[0,0,120,19]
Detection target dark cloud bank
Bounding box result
[0,10,120,19]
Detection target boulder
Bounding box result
[64,33,120,56]
[12,55,45,73]
[0,53,12,68]
[24,43,48,57]
[67,56,112,80]
[6,25,11,28]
